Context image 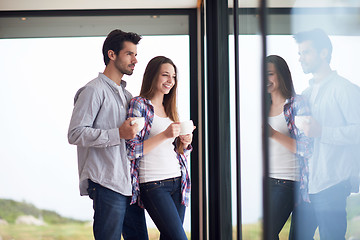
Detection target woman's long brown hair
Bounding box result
[139,56,185,154]
[266,55,295,99]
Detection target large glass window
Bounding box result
[229,5,264,239]
[229,33,264,239]
[0,35,190,238]
[264,1,360,239]
[231,1,360,239]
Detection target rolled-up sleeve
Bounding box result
[68,85,121,148]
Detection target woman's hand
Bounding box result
[179,133,193,149]
[163,122,181,138]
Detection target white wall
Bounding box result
[0,0,196,11]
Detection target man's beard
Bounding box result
[119,64,134,76]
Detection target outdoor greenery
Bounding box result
[0,199,83,224]
[0,224,93,240]
[0,198,188,240]
[0,195,359,239]
[0,224,184,240]
[347,193,360,220]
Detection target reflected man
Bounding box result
[293,28,360,239]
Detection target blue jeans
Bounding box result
[140,177,187,240]
[289,199,317,240]
[290,180,351,240]
[268,178,296,240]
[310,180,350,240]
[87,180,148,240]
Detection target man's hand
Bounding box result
[119,118,138,139]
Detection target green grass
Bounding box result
[1,220,360,240]
[1,193,360,240]
[0,224,190,240]
[0,223,93,240]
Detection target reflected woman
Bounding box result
[266,55,312,239]
[126,56,193,240]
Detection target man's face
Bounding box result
[298,40,322,74]
[113,41,138,76]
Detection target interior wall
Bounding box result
[0,0,197,11]
[0,14,189,38]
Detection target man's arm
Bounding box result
[317,83,360,145]
[68,86,121,148]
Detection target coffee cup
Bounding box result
[180,120,194,135]
[295,116,310,131]
[130,117,145,132]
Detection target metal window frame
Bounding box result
[0,7,203,239]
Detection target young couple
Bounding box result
[268,28,360,240]
[68,29,193,240]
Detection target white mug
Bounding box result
[180,120,194,135]
[130,117,145,132]
[295,116,310,131]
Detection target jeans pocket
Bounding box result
[140,181,162,193]
[87,181,97,200]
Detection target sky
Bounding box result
[0,33,359,233]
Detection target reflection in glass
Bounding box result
[265,1,360,239]
[291,27,360,240]
[266,55,313,240]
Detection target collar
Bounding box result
[99,72,127,88]
[309,71,337,87]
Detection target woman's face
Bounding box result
[155,63,176,95]
[267,62,280,94]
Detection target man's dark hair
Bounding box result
[293,28,333,63]
[102,29,142,65]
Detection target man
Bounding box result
[292,28,360,239]
[68,29,148,240]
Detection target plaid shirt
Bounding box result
[284,95,313,202]
[126,96,192,207]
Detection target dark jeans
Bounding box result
[140,177,187,240]
[290,180,351,240]
[87,180,148,240]
[310,180,351,240]
[268,177,296,240]
[123,203,149,240]
[290,199,317,240]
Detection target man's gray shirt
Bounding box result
[68,73,133,196]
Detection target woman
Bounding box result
[266,55,312,239]
[126,56,193,240]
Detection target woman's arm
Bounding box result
[269,124,296,153]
